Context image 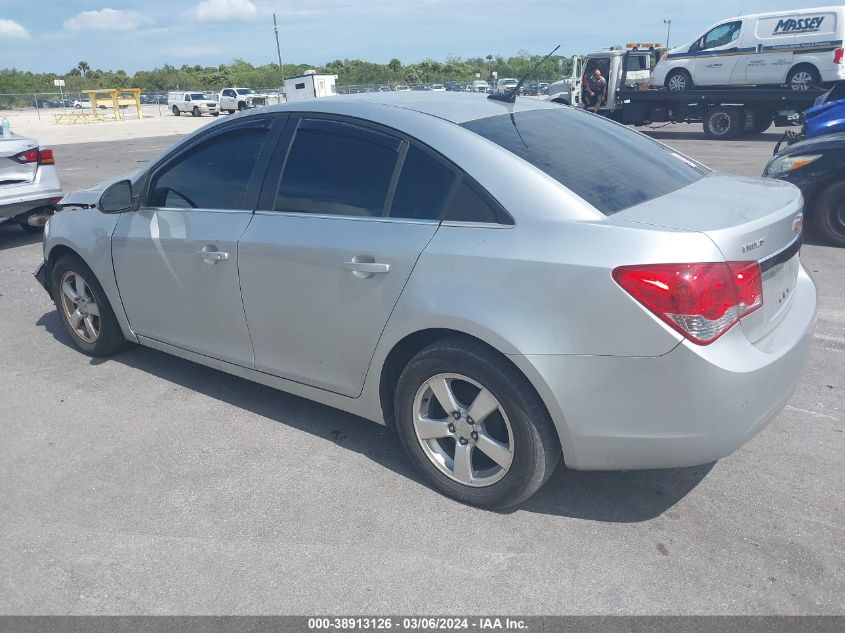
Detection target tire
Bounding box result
[172,105,180,116]
[228,109,235,114]
[18,221,44,233]
[745,108,774,135]
[813,180,845,247]
[665,68,693,91]
[192,106,200,117]
[393,338,561,509]
[786,65,820,91]
[703,106,743,140]
[51,254,129,357]
[212,112,219,117]
[237,102,247,111]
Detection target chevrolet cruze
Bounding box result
[36,93,817,508]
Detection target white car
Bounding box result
[218,88,269,113]
[394,85,411,91]
[471,80,490,93]
[431,84,446,92]
[653,6,845,91]
[168,92,220,117]
[0,133,62,232]
[495,78,519,94]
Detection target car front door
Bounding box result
[111,116,280,366]
[238,115,457,397]
[690,21,744,86]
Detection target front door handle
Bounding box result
[343,261,390,274]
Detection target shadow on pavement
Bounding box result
[0,223,42,251]
[37,309,711,521]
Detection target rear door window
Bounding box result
[388,146,455,220]
[275,118,400,217]
[461,108,707,215]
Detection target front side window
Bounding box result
[461,108,707,216]
[148,127,267,210]
[699,22,742,51]
[275,118,400,217]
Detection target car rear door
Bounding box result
[111,116,281,366]
[237,115,456,397]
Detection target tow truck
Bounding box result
[547,44,822,139]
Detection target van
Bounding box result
[652,5,845,91]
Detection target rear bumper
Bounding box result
[512,264,817,470]
[0,165,62,221]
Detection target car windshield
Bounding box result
[190,93,206,100]
[236,89,254,95]
[461,108,708,215]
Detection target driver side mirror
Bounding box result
[98,179,133,213]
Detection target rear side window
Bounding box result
[276,118,400,217]
[461,108,707,215]
[388,146,455,220]
[148,127,267,210]
[442,179,500,223]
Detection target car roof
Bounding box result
[263,92,561,124]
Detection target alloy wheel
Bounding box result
[412,373,514,487]
[59,271,101,343]
[667,74,688,91]
[790,71,813,91]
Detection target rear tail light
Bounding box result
[11,148,39,163]
[834,47,844,64]
[10,147,54,165]
[612,261,763,345]
[38,148,55,165]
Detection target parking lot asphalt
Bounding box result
[1,125,843,615]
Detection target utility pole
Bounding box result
[663,18,672,50]
[273,13,283,75]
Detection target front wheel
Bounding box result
[394,338,561,509]
[172,105,180,116]
[813,180,845,247]
[192,106,200,117]
[665,69,693,91]
[51,254,129,357]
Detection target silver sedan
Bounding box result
[36,93,817,508]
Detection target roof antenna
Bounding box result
[488,44,560,103]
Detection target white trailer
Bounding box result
[283,72,338,102]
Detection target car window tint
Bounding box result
[461,108,707,216]
[275,119,399,217]
[149,127,266,210]
[442,179,499,223]
[389,146,455,220]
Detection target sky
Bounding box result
[0,0,831,74]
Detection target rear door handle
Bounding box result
[196,248,229,263]
[343,261,390,274]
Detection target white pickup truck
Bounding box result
[218,88,269,113]
[167,92,220,117]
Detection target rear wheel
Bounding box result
[666,69,693,91]
[813,180,845,247]
[703,106,742,140]
[394,338,560,509]
[786,65,820,91]
[51,254,129,357]
[172,105,180,116]
[745,108,774,135]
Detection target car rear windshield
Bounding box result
[461,108,708,215]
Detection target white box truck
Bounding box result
[283,72,337,102]
[652,5,845,91]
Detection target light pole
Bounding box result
[663,18,672,50]
[273,13,284,101]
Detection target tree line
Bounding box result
[1,53,574,96]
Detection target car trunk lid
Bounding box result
[615,173,804,343]
[0,135,38,186]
